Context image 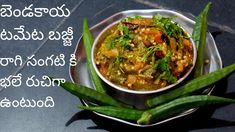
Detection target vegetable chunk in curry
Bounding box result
[94,14,194,91]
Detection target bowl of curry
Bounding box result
[92,14,196,94]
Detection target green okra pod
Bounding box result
[138,95,235,125]
[192,2,212,77]
[57,80,131,108]
[79,106,143,121]
[83,18,106,93]
[146,63,235,108]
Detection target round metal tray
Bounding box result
[70,9,222,127]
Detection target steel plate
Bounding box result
[70,9,222,127]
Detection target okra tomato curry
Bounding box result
[94,14,194,91]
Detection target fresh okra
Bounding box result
[146,63,235,108]
[192,2,212,77]
[80,106,143,121]
[139,95,235,125]
[83,18,107,93]
[58,80,131,108]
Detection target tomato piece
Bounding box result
[99,63,109,75]
[183,38,193,52]
[154,33,163,43]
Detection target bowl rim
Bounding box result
[91,13,197,94]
